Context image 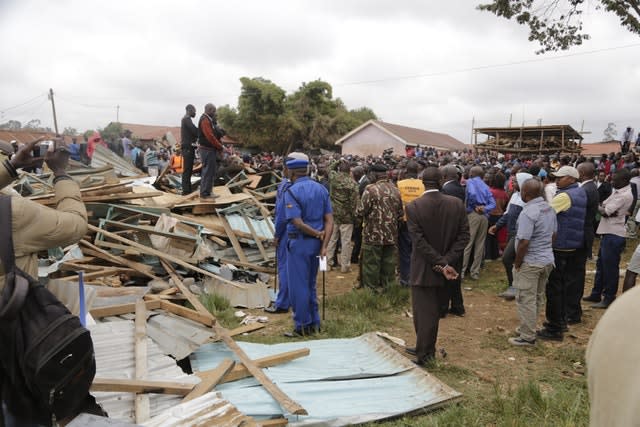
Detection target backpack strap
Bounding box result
[0,195,29,320]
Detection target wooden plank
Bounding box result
[218,214,250,263]
[159,300,215,327]
[218,348,310,384]
[90,378,194,395]
[227,322,266,337]
[160,261,215,322]
[103,219,198,242]
[182,358,235,403]
[213,328,307,414]
[37,191,164,206]
[258,419,289,427]
[78,239,158,279]
[64,267,136,282]
[134,300,150,423]
[90,300,161,318]
[219,258,274,274]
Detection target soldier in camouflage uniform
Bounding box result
[327,159,359,273]
[356,163,404,290]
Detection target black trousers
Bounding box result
[181,148,194,194]
[502,236,516,287]
[412,286,448,361]
[567,247,589,322]
[441,259,464,314]
[545,250,580,332]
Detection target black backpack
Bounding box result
[0,195,96,423]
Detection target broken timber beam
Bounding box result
[90,300,161,318]
[218,348,310,384]
[135,300,150,423]
[90,378,194,395]
[182,358,235,403]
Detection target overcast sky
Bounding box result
[1,0,638,145]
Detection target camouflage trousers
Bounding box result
[361,243,397,291]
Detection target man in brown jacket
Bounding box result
[405,167,469,365]
[0,138,89,425]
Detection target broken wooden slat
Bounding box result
[219,349,310,384]
[182,358,235,403]
[226,322,266,337]
[159,300,215,327]
[218,213,250,264]
[135,300,150,423]
[258,419,289,427]
[90,378,194,395]
[90,300,161,319]
[78,239,157,279]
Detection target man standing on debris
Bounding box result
[180,104,198,195]
[508,179,556,346]
[326,159,359,273]
[197,103,224,200]
[283,152,333,336]
[356,164,403,290]
[265,165,292,314]
[405,167,469,365]
[0,139,105,425]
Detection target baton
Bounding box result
[322,268,326,321]
[78,271,86,327]
[274,244,278,296]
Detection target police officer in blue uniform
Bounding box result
[265,166,291,313]
[283,152,333,336]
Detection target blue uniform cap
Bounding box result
[285,152,309,169]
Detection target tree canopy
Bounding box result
[218,77,377,153]
[478,0,640,53]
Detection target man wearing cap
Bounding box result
[583,168,633,308]
[197,103,223,200]
[462,166,496,281]
[283,152,333,336]
[356,163,403,291]
[538,165,587,341]
[180,104,198,195]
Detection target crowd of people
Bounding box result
[260,143,640,362]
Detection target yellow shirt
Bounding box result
[550,192,571,214]
[397,178,425,220]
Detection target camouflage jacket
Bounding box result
[356,179,403,245]
[329,169,359,224]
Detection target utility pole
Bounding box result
[117,105,120,122]
[48,88,59,135]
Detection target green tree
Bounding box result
[99,122,123,144]
[83,129,96,139]
[477,0,640,53]
[63,127,77,136]
[0,120,22,130]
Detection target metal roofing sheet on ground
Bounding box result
[90,321,200,423]
[190,333,461,426]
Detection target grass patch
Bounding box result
[196,293,239,328]
[322,286,410,338]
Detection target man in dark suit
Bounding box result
[405,167,470,365]
[180,104,198,195]
[440,165,466,317]
[570,162,599,323]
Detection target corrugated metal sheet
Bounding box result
[146,312,215,360]
[143,392,255,427]
[90,321,200,423]
[190,333,461,426]
[92,144,143,177]
[225,213,274,240]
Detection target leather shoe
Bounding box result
[449,308,465,317]
[567,318,581,325]
[582,294,601,303]
[536,328,563,342]
[405,346,417,356]
[283,325,319,338]
[264,305,288,314]
[543,321,568,333]
[591,301,611,309]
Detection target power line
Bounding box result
[0,93,47,113]
[335,42,640,87]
